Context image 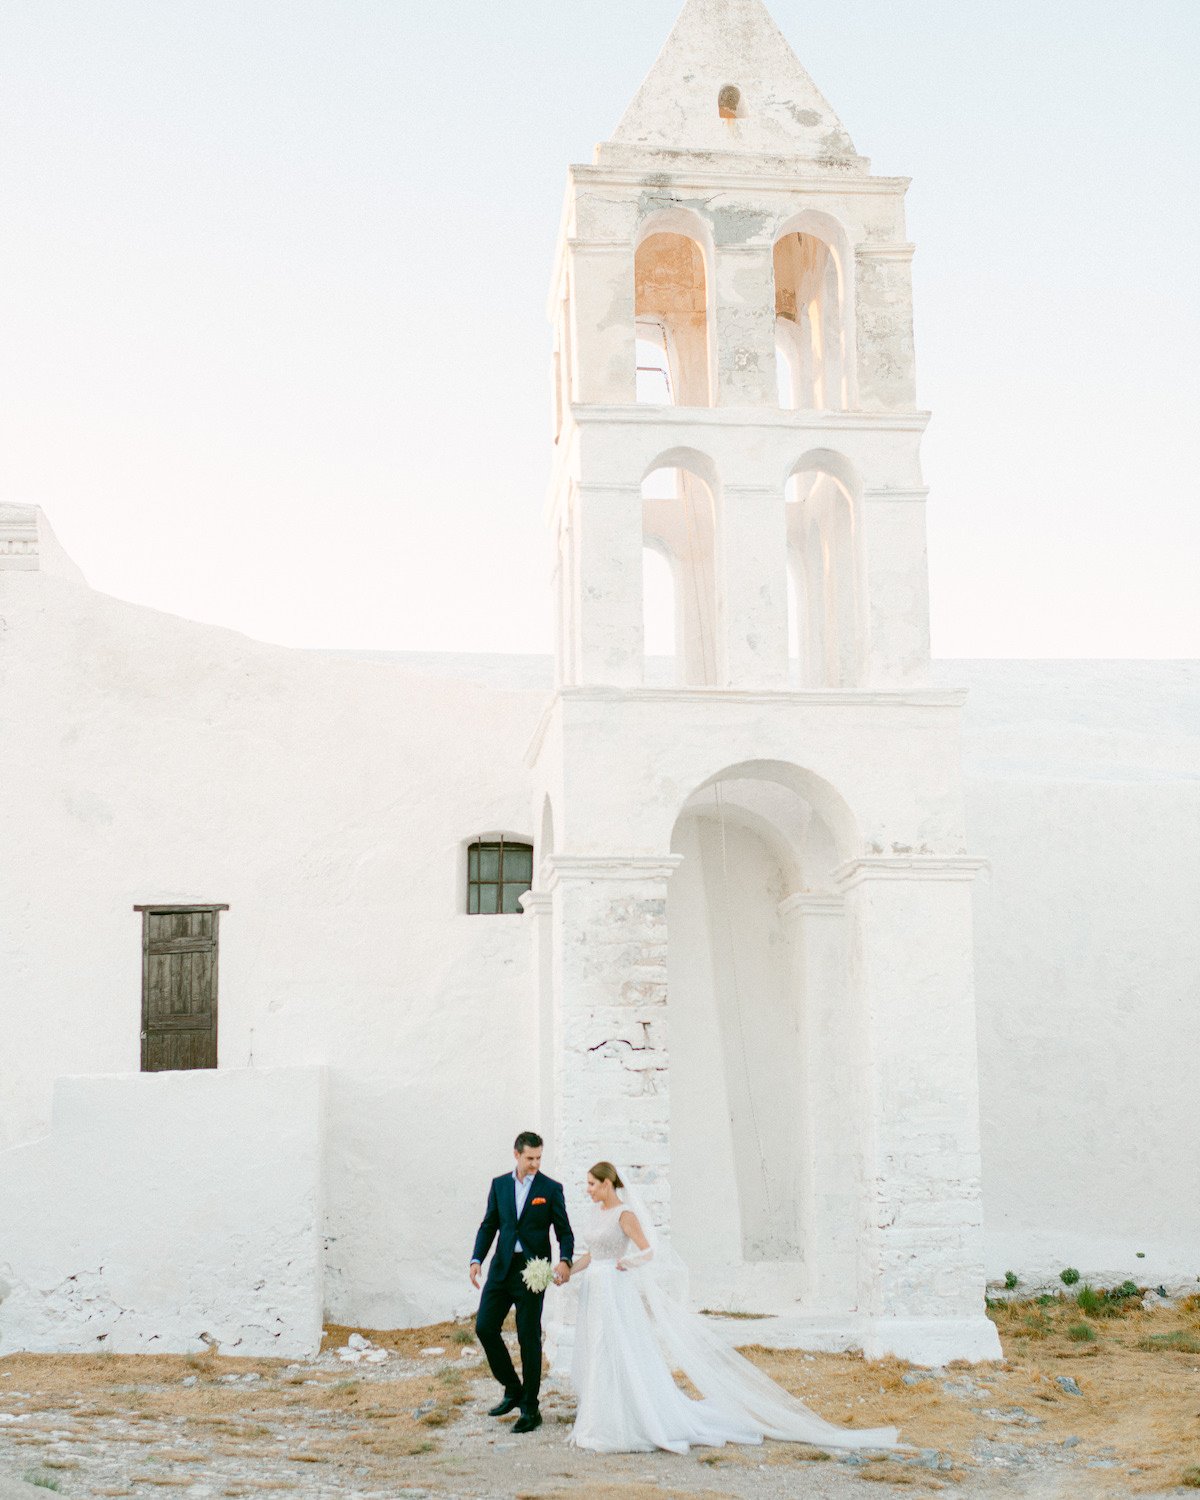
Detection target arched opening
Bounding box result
[785,452,863,688]
[642,543,677,684]
[718,84,743,120]
[642,452,720,686]
[775,328,797,410]
[668,762,865,1314]
[635,231,712,408]
[774,225,851,412]
[785,559,803,685]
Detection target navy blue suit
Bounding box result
[472,1170,574,1413]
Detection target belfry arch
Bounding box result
[773,212,855,412]
[642,448,721,687]
[785,448,865,689]
[635,210,716,408]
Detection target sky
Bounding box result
[2,0,1198,660]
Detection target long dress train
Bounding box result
[569,1203,899,1456]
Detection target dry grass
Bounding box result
[319,1318,472,1357]
[858,1460,949,1487]
[736,1345,974,1462]
[735,1291,1200,1493]
[977,1290,1200,1490]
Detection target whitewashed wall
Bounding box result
[1,559,1196,1336]
[940,660,1200,1290]
[0,567,548,1331]
[0,1069,324,1357]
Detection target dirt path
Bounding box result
[1,1296,1197,1498]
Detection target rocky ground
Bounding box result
[1,1291,1198,1499]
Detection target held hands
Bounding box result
[469,1261,570,1287]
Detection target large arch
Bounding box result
[667,761,866,1314]
[676,758,859,870]
[772,209,857,413]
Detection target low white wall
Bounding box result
[0,1068,325,1358]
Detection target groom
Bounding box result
[470,1131,574,1433]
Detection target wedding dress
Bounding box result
[569,1199,899,1456]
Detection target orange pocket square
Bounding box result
[532,1197,546,1205]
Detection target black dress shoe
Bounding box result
[488,1393,522,1417]
[513,1409,543,1433]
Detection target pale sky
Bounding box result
[3,1,1198,659]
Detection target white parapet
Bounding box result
[0,504,85,581]
[705,1311,1002,1366]
[0,1067,325,1359]
[861,1315,1003,1367]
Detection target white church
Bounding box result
[1,0,1196,1369]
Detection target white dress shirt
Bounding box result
[513,1168,536,1253]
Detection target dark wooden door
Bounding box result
[136,904,228,1072]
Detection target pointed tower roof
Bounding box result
[604,0,860,167]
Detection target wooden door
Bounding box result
[136,904,228,1072]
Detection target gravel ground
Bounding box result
[1,1318,1195,1499]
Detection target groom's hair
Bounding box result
[514,1131,543,1153]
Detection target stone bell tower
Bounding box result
[528,0,1001,1364]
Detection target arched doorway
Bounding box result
[667,761,866,1316]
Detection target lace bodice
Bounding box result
[586,1205,632,1261]
[582,1203,655,1269]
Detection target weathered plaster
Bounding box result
[0,1069,325,1357]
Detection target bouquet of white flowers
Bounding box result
[521,1256,555,1293]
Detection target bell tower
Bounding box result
[530,0,1000,1365]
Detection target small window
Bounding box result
[718,84,742,120]
[467,839,533,915]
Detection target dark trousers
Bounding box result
[475,1253,545,1412]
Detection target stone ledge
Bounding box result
[861,1314,1003,1367]
[835,856,988,889]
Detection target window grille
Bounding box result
[467,839,534,915]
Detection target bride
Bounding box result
[566,1161,899,1456]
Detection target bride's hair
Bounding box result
[589,1161,624,1190]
